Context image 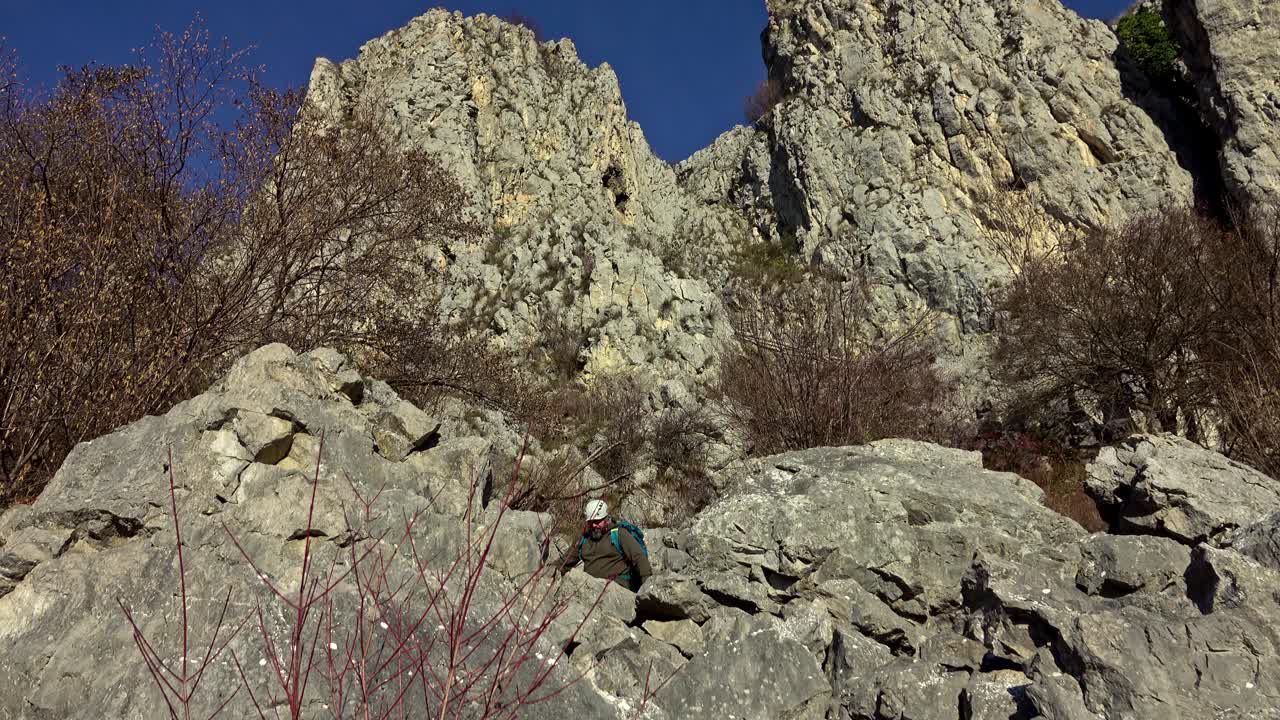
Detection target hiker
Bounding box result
[559,499,652,591]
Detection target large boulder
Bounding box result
[1086,434,1280,543]
[1227,511,1280,571]
[640,439,1280,718]
[655,626,830,719]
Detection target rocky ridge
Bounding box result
[4,346,1280,719]
[304,0,1280,390]
[300,0,1208,388]
[682,0,1195,334]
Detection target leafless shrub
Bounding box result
[989,205,1225,441]
[568,375,650,486]
[361,316,543,418]
[117,448,248,719]
[502,370,722,525]
[1221,369,1280,479]
[122,435,612,719]
[0,28,253,502]
[972,187,1070,274]
[1206,204,1280,476]
[0,24,483,504]
[743,78,784,125]
[649,406,720,519]
[716,277,959,455]
[986,196,1280,475]
[535,311,591,384]
[509,375,649,515]
[968,430,1107,531]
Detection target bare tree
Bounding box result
[1204,205,1280,476]
[0,23,484,504]
[989,205,1225,440]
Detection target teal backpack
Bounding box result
[579,519,648,581]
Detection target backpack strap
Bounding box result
[609,528,624,558]
[577,535,587,565]
[610,527,635,584]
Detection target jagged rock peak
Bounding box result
[684,0,1194,331]
[306,8,741,382]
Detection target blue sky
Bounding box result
[1,0,1131,162]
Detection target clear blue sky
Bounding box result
[1,0,1131,162]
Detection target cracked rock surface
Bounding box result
[5,346,1280,718]
[1166,0,1280,207]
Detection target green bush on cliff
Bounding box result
[1117,6,1181,83]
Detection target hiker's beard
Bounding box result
[587,527,606,541]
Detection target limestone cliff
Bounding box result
[305,0,1280,385]
[306,10,739,382]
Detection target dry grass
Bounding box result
[1207,205,1280,477]
[969,430,1107,532]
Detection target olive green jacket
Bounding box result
[560,523,653,590]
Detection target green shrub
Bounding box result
[730,235,804,286]
[1117,6,1180,83]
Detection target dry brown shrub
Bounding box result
[503,374,652,535]
[985,195,1280,476]
[534,310,591,384]
[990,205,1226,441]
[743,78,784,125]
[504,371,722,525]
[1205,205,1280,477]
[0,25,483,504]
[969,430,1107,531]
[649,406,720,518]
[716,277,959,455]
[972,187,1069,275]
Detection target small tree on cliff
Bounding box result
[1116,6,1181,84]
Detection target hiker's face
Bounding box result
[587,518,609,537]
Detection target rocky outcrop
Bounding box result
[1228,512,1280,571]
[0,345,618,719]
[1086,434,1280,543]
[1166,0,1280,207]
[304,0,1213,387]
[307,10,740,383]
[682,0,1194,332]
[633,440,1280,719]
[5,349,1280,718]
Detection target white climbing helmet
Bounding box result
[584,499,609,522]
